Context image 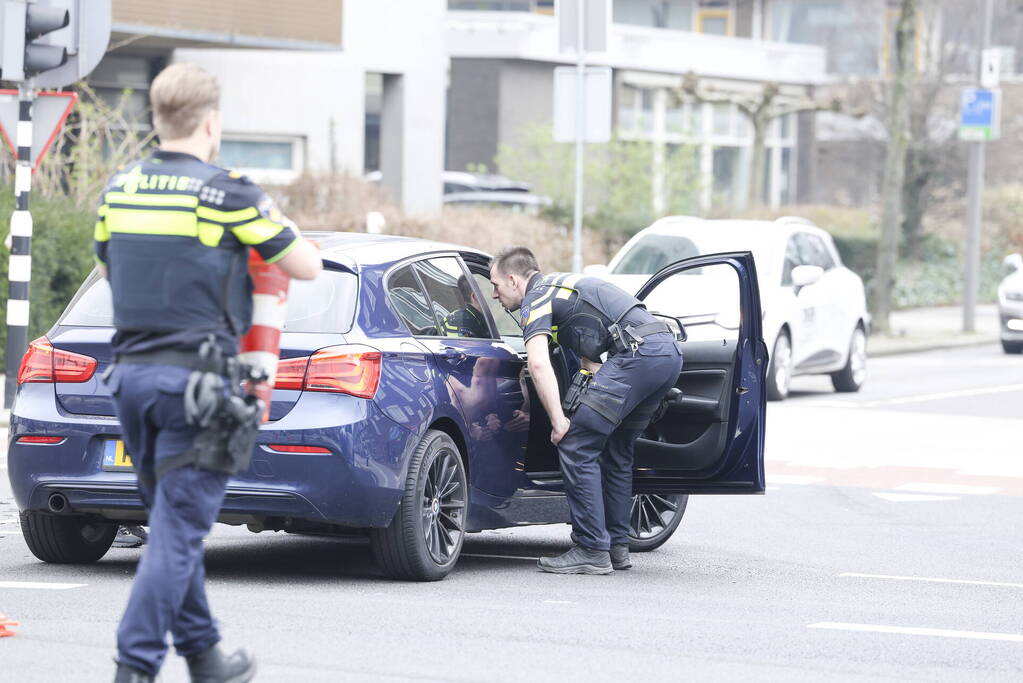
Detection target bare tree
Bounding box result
[872,0,918,334]
[678,73,854,208]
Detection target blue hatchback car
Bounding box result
[8,232,767,581]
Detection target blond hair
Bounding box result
[149,63,220,140]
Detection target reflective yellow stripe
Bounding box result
[529,286,558,309]
[560,274,583,288]
[555,287,573,300]
[264,234,300,264]
[196,206,259,224]
[94,219,109,242]
[105,192,198,208]
[97,204,108,217]
[197,221,225,248]
[233,218,284,245]
[106,208,197,236]
[526,301,552,324]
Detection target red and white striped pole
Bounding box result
[239,252,290,422]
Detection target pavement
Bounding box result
[869,303,999,356]
[1,344,1021,681]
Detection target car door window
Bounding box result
[387,265,438,336]
[798,233,835,270]
[782,236,800,286]
[413,257,493,339]
[470,272,521,337]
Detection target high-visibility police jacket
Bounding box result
[518,272,661,362]
[94,150,299,356]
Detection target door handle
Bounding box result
[442,347,467,363]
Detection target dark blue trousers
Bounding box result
[106,364,228,676]
[558,338,683,551]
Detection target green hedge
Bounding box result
[0,186,95,366]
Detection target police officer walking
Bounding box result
[489,246,682,575]
[96,63,322,682]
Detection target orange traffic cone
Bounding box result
[0,613,18,637]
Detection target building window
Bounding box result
[617,85,656,135]
[696,1,733,36]
[218,136,304,182]
[767,0,882,76]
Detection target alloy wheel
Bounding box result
[420,448,466,565]
[629,493,683,540]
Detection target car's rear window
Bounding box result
[60,269,358,334]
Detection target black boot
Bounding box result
[186,644,257,683]
[113,661,154,683]
[610,544,632,570]
[538,545,613,575]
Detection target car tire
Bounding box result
[627,494,688,552]
[370,429,467,581]
[831,326,868,393]
[766,330,792,401]
[1002,340,1023,354]
[19,510,117,564]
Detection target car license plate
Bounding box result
[101,440,134,472]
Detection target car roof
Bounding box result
[303,231,488,269]
[640,216,830,242]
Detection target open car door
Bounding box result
[631,251,767,495]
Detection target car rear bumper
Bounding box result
[8,385,414,529]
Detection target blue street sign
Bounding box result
[959,88,1001,141]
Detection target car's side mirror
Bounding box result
[791,265,824,292]
[583,264,608,276]
[1004,253,1023,272]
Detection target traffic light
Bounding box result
[0,1,71,83]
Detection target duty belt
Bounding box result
[607,320,672,354]
[115,348,229,375]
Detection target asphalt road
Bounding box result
[1,344,1021,682]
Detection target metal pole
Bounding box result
[5,84,34,408]
[571,0,586,273]
[962,0,994,333]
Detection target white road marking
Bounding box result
[839,573,1023,589]
[895,483,1000,496]
[460,553,539,562]
[803,383,1023,410]
[768,475,823,485]
[872,492,960,503]
[0,530,23,535]
[808,622,1023,643]
[0,581,86,590]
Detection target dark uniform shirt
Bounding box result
[519,272,658,362]
[94,150,299,356]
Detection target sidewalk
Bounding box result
[869,303,1000,357]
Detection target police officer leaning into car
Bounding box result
[489,246,682,575]
[96,63,322,682]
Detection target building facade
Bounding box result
[94,0,448,215]
[445,1,827,212]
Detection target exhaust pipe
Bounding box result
[47,492,69,514]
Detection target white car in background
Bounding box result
[998,253,1023,354]
[586,216,870,400]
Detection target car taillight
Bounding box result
[273,355,309,391]
[271,346,381,399]
[305,347,381,398]
[17,337,97,384]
